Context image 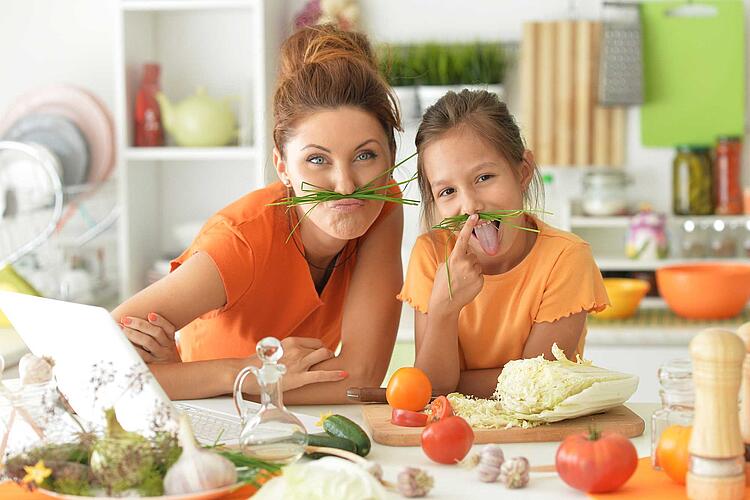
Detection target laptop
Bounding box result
[0,291,250,443]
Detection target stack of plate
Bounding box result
[0,85,116,189]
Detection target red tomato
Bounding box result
[391,408,428,427]
[386,367,432,412]
[421,415,474,464]
[427,395,453,424]
[556,431,638,493]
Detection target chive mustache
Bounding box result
[269,152,419,242]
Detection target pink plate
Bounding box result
[0,85,116,185]
[37,483,239,500]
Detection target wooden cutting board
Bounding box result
[362,404,644,447]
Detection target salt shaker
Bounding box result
[687,328,745,499]
[737,322,750,484]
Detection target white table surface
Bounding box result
[183,398,658,499]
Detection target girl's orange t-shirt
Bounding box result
[397,217,610,370]
[171,181,397,362]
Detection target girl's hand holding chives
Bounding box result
[430,214,484,314]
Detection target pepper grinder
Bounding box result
[738,321,750,485]
[687,328,746,499]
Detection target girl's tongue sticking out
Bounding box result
[473,220,501,256]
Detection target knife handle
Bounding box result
[347,387,441,403]
[346,387,388,403]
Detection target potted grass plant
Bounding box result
[414,42,506,115]
[378,44,420,123]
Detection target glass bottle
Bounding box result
[680,220,707,258]
[233,337,307,464]
[743,220,750,258]
[714,136,743,215]
[709,219,738,258]
[673,146,714,216]
[134,63,164,147]
[651,358,694,469]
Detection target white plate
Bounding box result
[4,114,90,186]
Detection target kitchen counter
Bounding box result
[188,398,658,499]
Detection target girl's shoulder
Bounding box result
[531,218,596,268]
[413,229,456,257]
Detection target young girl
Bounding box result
[112,25,404,404]
[398,89,609,398]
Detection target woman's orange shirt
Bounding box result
[171,182,396,362]
[398,217,610,370]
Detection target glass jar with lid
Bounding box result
[714,136,743,215]
[651,358,694,469]
[581,170,629,216]
[673,146,714,216]
[680,220,707,258]
[709,219,738,258]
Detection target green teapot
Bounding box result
[156,87,238,147]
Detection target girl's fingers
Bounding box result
[453,214,478,256]
[301,347,334,370]
[147,312,176,339]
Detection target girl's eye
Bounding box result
[355,151,377,161]
[307,155,326,165]
[477,174,493,183]
[438,187,455,198]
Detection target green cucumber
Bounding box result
[322,414,371,457]
[306,432,358,459]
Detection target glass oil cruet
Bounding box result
[233,337,307,464]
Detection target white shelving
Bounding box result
[125,147,257,162]
[571,214,750,229]
[596,257,750,272]
[121,0,258,11]
[114,0,283,298]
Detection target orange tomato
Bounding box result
[656,425,692,485]
[386,367,432,412]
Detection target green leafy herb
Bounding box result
[269,152,419,242]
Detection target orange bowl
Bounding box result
[656,264,750,319]
[594,278,651,319]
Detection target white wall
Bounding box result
[0,0,117,116]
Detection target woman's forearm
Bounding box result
[456,367,503,398]
[150,358,252,400]
[415,308,462,394]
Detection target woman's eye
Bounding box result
[307,155,326,165]
[477,174,493,183]
[355,151,377,161]
[438,187,455,197]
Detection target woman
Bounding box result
[112,25,404,404]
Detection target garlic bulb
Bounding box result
[477,444,504,482]
[19,354,53,385]
[397,467,434,498]
[163,415,237,495]
[499,456,530,489]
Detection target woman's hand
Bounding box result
[240,337,348,393]
[121,313,181,363]
[430,214,484,314]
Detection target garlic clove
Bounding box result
[163,415,237,495]
[19,354,53,386]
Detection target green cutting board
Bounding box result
[641,1,745,146]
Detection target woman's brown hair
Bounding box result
[415,89,543,228]
[273,24,402,160]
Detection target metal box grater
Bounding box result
[599,2,643,105]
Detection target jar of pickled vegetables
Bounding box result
[673,146,714,216]
[714,136,743,215]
